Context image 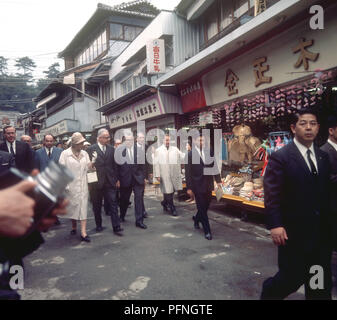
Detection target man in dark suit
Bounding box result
[136,132,148,219]
[0,150,15,175]
[261,108,333,300]
[320,115,337,251]
[0,126,34,173]
[34,134,63,172]
[87,129,122,235]
[116,131,147,229]
[185,134,222,240]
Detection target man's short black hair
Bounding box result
[327,115,337,129]
[3,125,15,135]
[290,107,319,126]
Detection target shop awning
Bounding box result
[36,92,57,109]
[97,84,157,115]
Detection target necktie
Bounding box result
[102,146,106,154]
[10,142,15,155]
[200,148,205,163]
[48,149,51,159]
[306,149,317,176]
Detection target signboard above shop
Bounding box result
[108,95,164,129]
[146,39,166,74]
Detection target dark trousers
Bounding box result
[142,185,146,214]
[194,191,212,234]
[91,185,120,228]
[162,193,174,209]
[120,182,144,224]
[261,243,332,300]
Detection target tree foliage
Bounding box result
[0,56,61,113]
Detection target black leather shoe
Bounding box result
[70,229,77,235]
[81,235,91,242]
[136,222,147,229]
[143,212,148,218]
[113,226,124,232]
[96,226,103,232]
[192,216,200,229]
[205,233,212,240]
[171,208,178,216]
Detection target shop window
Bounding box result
[121,77,133,96]
[102,30,107,51]
[97,35,102,56]
[110,23,123,40]
[124,25,137,41]
[205,2,219,41]
[220,0,234,30]
[234,0,249,19]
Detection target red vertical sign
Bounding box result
[179,80,207,113]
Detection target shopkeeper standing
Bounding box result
[261,108,333,300]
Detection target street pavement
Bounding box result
[20,185,337,300]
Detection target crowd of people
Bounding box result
[0,106,337,300]
[0,126,221,244]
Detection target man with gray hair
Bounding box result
[21,135,32,147]
[116,130,147,229]
[87,129,122,235]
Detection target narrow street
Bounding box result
[20,186,337,300]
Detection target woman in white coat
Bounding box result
[59,132,92,242]
[154,134,184,216]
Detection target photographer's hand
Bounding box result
[36,199,69,233]
[29,169,69,233]
[0,180,37,238]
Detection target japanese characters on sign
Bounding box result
[179,80,207,113]
[146,39,166,74]
[180,35,324,112]
[133,97,162,121]
[292,38,319,71]
[253,56,272,87]
[108,97,163,129]
[108,109,136,129]
[225,69,240,96]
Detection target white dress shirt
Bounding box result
[128,146,134,161]
[328,139,337,152]
[293,138,318,173]
[97,142,106,153]
[45,147,53,156]
[195,146,205,163]
[6,140,16,154]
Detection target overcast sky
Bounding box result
[0,0,181,78]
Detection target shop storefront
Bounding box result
[100,85,182,139]
[176,8,337,213]
[35,119,81,143]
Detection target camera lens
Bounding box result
[35,161,73,199]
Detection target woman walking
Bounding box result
[59,132,92,242]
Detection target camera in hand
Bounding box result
[0,161,73,234]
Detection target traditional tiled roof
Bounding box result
[59,1,160,58]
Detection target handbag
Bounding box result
[87,170,98,184]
